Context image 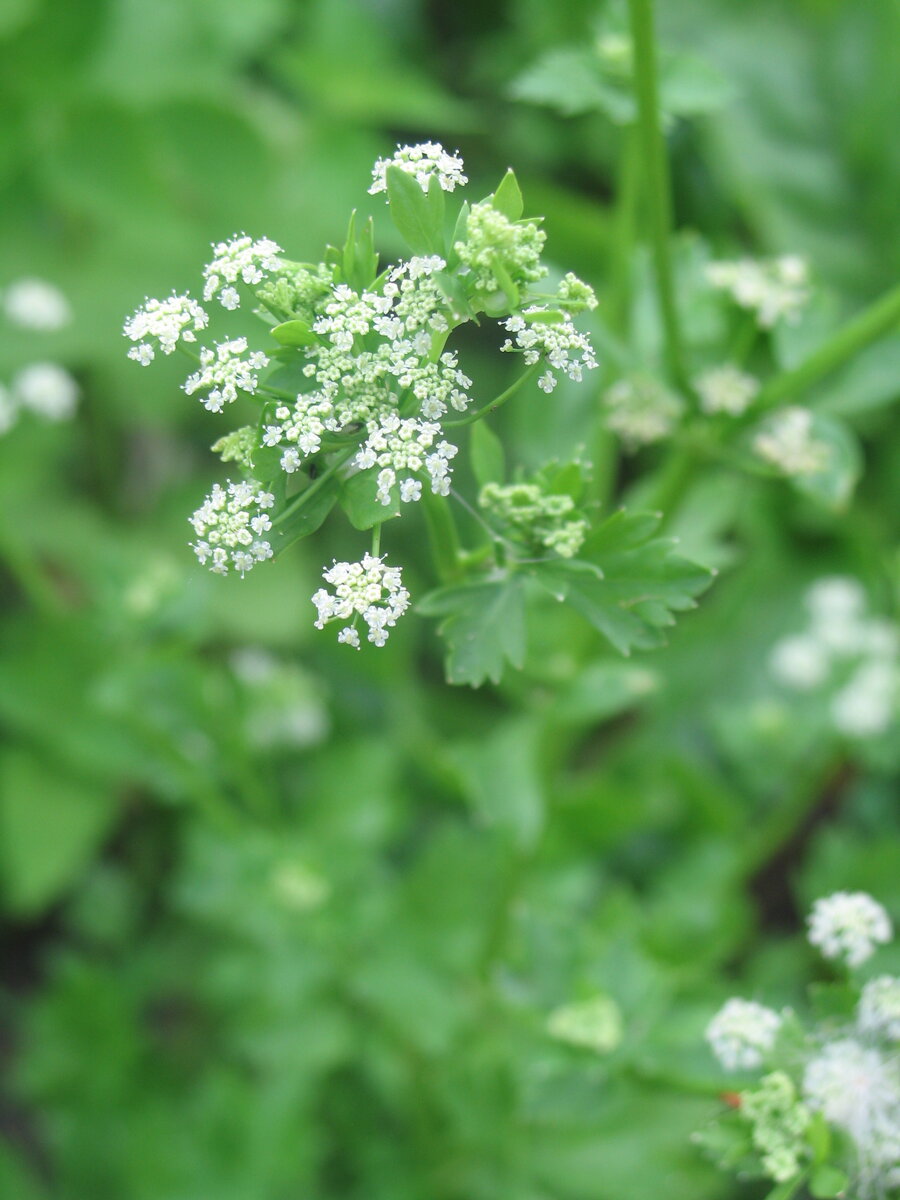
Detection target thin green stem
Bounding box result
[272,446,356,527]
[609,122,641,336]
[445,363,540,428]
[421,490,462,583]
[755,281,900,412]
[628,0,688,392]
[371,522,382,557]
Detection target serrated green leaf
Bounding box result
[470,421,505,489]
[491,169,523,221]
[385,164,445,256]
[339,468,401,530]
[418,574,526,687]
[532,510,713,654]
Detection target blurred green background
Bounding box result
[0,1,898,1197]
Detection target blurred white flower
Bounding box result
[12,362,78,420]
[3,277,72,331]
[831,661,897,738]
[807,892,892,968]
[706,998,782,1070]
[707,255,809,328]
[858,976,900,1042]
[769,634,830,690]
[696,363,759,416]
[754,407,830,476]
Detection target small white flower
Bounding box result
[124,292,208,360]
[695,363,759,416]
[769,634,829,690]
[183,337,269,410]
[859,977,900,1042]
[502,308,597,395]
[369,142,467,197]
[831,662,897,738]
[312,554,410,648]
[807,892,893,968]
[604,374,682,448]
[706,998,782,1071]
[803,1039,900,1194]
[3,277,71,331]
[706,256,809,328]
[754,407,830,476]
[12,362,78,421]
[189,479,276,576]
[202,234,282,305]
[538,370,558,393]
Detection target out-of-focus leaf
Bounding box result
[470,420,506,489]
[449,716,544,848]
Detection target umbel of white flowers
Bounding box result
[704,890,899,1199]
[769,576,899,739]
[123,142,600,646]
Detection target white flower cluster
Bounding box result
[311,554,410,648]
[189,479,275,575]
[123,293,209,364]
[695,363,759,416]
[259,266,469,499]
[369,141,467,196]
[803,1039,900,1193]
[229,647,328,750]
[501,309,598,392]
[859,976,900,1042]
[770,577,899,738]
[2,277,71,331]
[356,415,458,505]
[456,202,546,296]
[604,374,683,448]
[706,255,809,328]
[706,998,782,1071]
[202,234,282,308]
[754,406,830,476]
[183,338,270,413]
[807,892,893,968]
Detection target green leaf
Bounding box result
[270,475,340,553]
[806,1112,831,1165]
[764,1175,807,1200]
[470,421,505,489]
[790,413,862,510]
[270,318,316,347]
[446,199,470,270]
[510,47,635,122]
[0,751,119,916]
[491,169,524,221]
[418,574,526,687]
[385,164,445,256]
[532,510,714,655]
[449,717,544,848]
[809,1166,848,1199]
[339,468,401,531]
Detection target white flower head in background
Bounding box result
[831,661,897,738]
[858,976,900,1042]
[706,255,809,328]
[754,407,830,476]
[695,363,759,416]
[12,362,79,421]
[3,277,72,331]
[311,554,410,648]
[807,892,893,968]
[706,997,782,1071]
[369,141,468,197]
[604,374,683,449]
[802,1039,900,1193]
[769,634,830,690]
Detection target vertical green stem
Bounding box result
[610,122,640,336]
[628,0,688,392]
[421,490,462,583]
[371,522,382,557]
